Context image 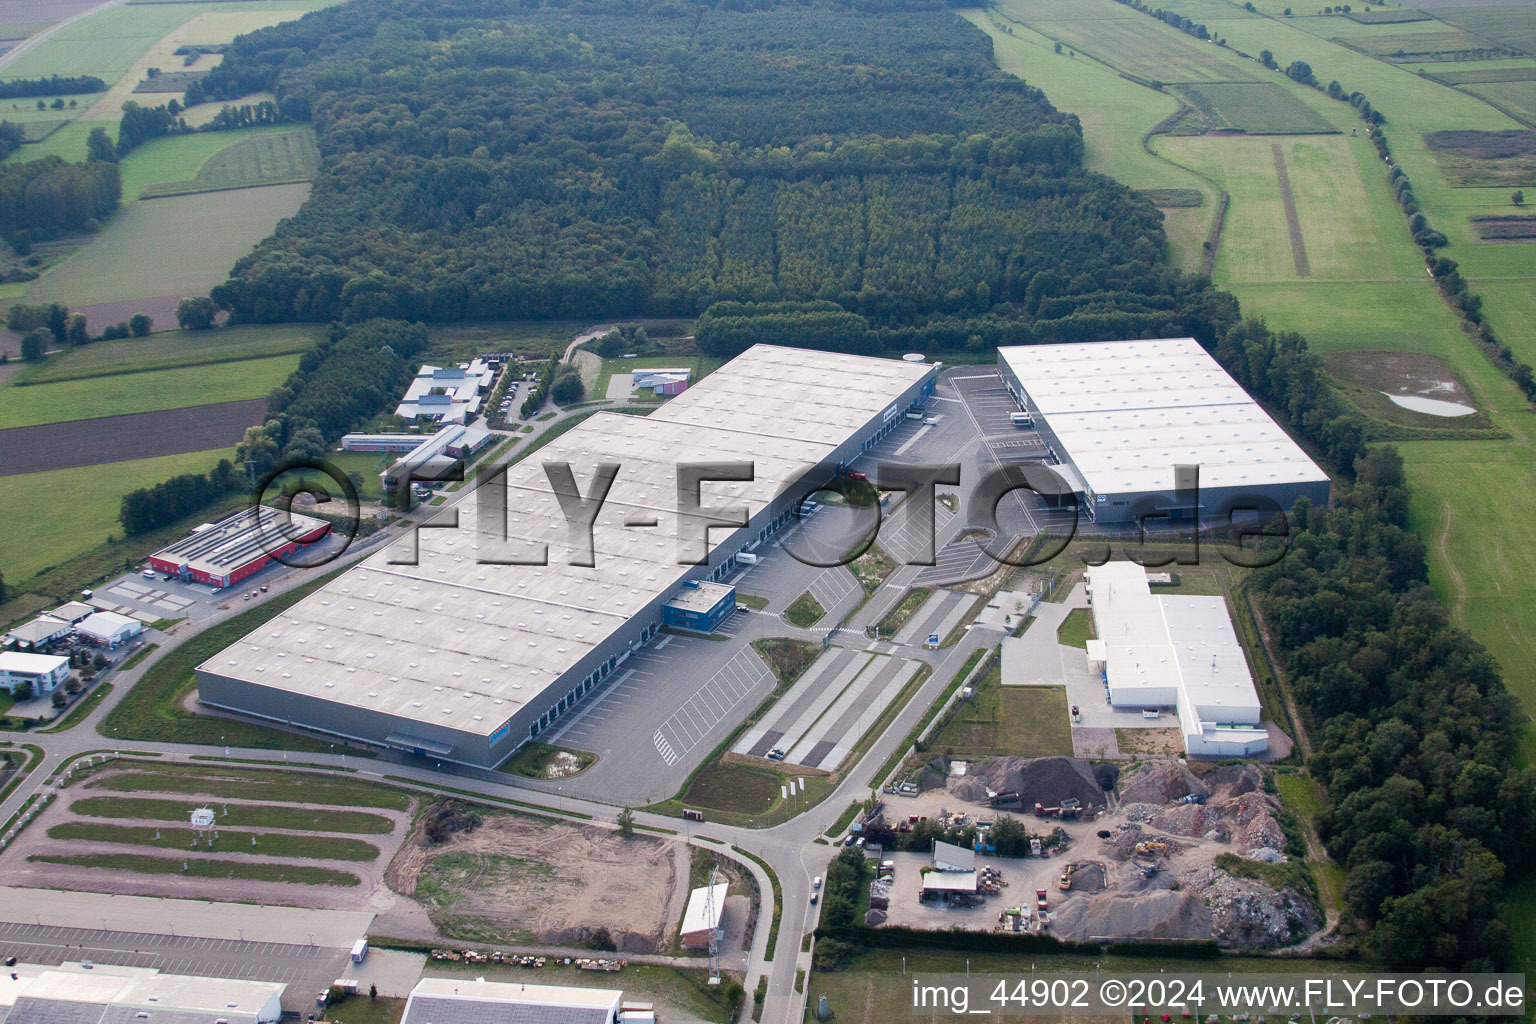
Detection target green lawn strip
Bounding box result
[1272,771,1345,919]
[82,763,410,809]
[30,852,359,886]
[1055,607,1093,649]
[872,648,988,787]
[847,544,896,595]
[825,802,862,839]
[322,995,405,1024]
[734,846,782,963]
[378,777,589,821]
[46,821,381,861]
[0,355,302,430]
[735,594,769,611]
[9,325,318,385]
[100,564,351,751]
[783,591,826,628]
[874,587,931,639]
[70,795,396,833]
[0,743,45,805]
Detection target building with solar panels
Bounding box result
[147,505,332,590]
[997,339,1330,524]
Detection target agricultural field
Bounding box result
[0,353,300,428]
[0,399,265,475]
[116,125,313,202]
[141,129,320,198]
[1427,4,1536,62]
[9,323,318,384]
[1462,80,1536,125]
[1173,82,1338,134]
[0,763,413,907]
[27,182,310,305]
[1424,129,1536,186]
[0,445,236,581]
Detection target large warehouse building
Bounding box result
[197,345,937,768]
[1084,561,1269,757]
[997,339,1330,524]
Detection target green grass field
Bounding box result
[0,354,299,429]
[47,822,381,861]
[117,125,314,202]
[28,182,310,306]
[71,794,396,833]
[139,128,321,199]
[31,851,360,886]
[926,660,1074,758]
[1430,4,1536,63]
[11,324,318,385]
[1174,82,1338,134]
[1462,79,1536,125]
[0,446,236,581]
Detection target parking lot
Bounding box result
[734,648,921,771]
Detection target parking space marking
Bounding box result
[653,646,772,765]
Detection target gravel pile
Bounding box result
[1233,796,1287,855]
[947,775,990,802]
[1119,761,1210,804]
[966,756,1108,809]
[1151,802,1221,838]
[1122,803,1157,823]
[1192,868,1321,949]
[1202,763,1262,799]
[1050,888,1213,942]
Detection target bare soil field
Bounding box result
[1425,128,1536,186]
[69,295,189,336]
[387,809,688,953]
[1473,214,1536,239]
[0,768,417,912]
[1324,348,1477,403]
[0,397,265,476]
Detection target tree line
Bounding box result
[120,319,428,535]
[8,302,151,361]
[0,75,106,99]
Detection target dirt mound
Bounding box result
[1050,888,1212,942]
[1067,862,1106,892]
[865,909,888,926]
[1151,802,1224,840]
[968,757,1106,810]
[1202,763,1262,800]
[1231,796,1286,855]
[1187,866,1320,949]
[947,775,990,802]
[544,926,656,954]
[1118,761,1209,804]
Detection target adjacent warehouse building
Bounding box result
[197,345,938,768]
[148,505,332,589]
[0,962,284,1024]
[3,616,72,651]
[1084,561,1268,757]
[997,339,1330,524]
[401,977,622,1024]
[74,611,145,649]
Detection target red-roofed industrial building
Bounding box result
[148,505,331,590]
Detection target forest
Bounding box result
[193,0,1199,350]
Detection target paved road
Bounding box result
[0,365,1039,1024]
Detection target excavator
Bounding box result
[1058,864,1074,891]
[1134,840,1169,856]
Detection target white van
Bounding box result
[813,875,822,890]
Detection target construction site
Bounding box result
[866,757,1322,950]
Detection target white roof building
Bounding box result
[50,602,98,625]
[402,976,621,1024]
[396,360,496,424]
[1085,561,1268,757]
[0,651,71,694]
[0,962,284,1024]
[3,616,71,650]
[680,882,729,948]
[932,840,976,872]
[75,611,144,647]
[997,339,1330,523]
[920,870,979,893]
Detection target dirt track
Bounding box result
[0,398,265,476]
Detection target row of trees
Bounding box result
[8,302,152,360]
[119,460,244,536]
[0,75,105,99]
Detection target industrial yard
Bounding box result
[864,757,1321,950]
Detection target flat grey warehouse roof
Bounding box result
[200,346,932,741]
[999,338,1329,495]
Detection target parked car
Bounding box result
[141,569,156,578]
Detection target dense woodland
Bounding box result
[0,156,119,245]
[193,0,1205,349]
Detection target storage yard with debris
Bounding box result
[868,757,1322,950]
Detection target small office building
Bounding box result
[0,651,70,695]
[662,581,736,634]
[3,617,71,651]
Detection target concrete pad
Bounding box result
[0,887,373,946]
[339,949,426,996]
[893,590,957,645]
[819,659,921,769]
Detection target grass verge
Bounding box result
[784,591,826,628]
[70,795,396,834]
[46,822,380,861]
[30,852,360,886]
